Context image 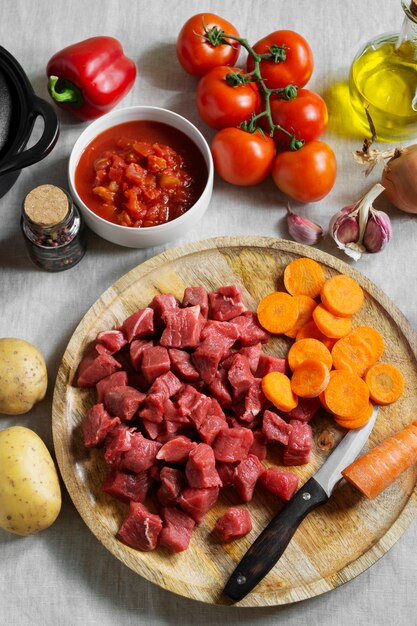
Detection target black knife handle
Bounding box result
[223,477,329,602]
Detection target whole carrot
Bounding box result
[342,422,417,499]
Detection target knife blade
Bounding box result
[223,406,379,602]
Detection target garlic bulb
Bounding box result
[330,183,392,261]
[287,206,324,245]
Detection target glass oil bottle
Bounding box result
[349,0,417,141]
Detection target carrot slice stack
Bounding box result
[283,257,325,298]
[290,359,330,398]
[323,370,369,419]
[320,274,364,317]
[313,304,352,339]
[288,337,333,371]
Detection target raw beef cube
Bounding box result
[255,353,288,378]
[231,311,270,346]
[283,420,313,466]
[177,486,220,524]
[150,293,178,331]
[185,443,222,489]
[96,371,128,403]
[175,384,203,417]
[216,462,236,487]
[286,396,321,423]
[156,435,197,464]
[157,467,184,506]
[189,394,212,428]
[198,411,226,445]
[213,427,254,463]
[130,339,154,370]
[141,346,170,384]
[259,468,299,500]
[117,502,162,551]
[102,469,152,503]
[121,308,155,342]
[163,398,193,438]
[120,432,162,472]
[82,403,121,448]
[158,506,196,553]
[200,320,240,342]
[234,454,265,502]
[227,354,254,400]
[182,286,209,319]
[262,410,293,445]
[249,430,268,461]
[77,351,122,387]
[239,343,262,373]
[142,419,165,440]
[240,378,266,422]
[139,372,183,422]
[96,329,128,354]
[168,348,200,382]
[209,285,247,321]
[160,305,202,348]
[192,335,235,384]
[104,385,145,420]
[207,368,232,409]
[104,424,134,466]
[215,507,252,542]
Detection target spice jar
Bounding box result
[21,184,87,271]
[349,0,417,142]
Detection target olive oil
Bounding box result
[349,1,417,142]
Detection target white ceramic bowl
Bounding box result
[68,106,213,248]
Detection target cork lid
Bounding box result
[23,184,69,227]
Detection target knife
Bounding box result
[223,406,379,602]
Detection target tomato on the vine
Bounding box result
[196,66,261,129]
[272,140,336,202]
[176,13,240,77]
[211,128,276,186]
[269,89,328,148]
[247,30,313,89]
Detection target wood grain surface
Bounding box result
[52,237,417,606]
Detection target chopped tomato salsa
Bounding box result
[75,121,208,227]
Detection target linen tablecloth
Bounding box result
[1,1,417,624]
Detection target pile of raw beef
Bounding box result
[78,284,319,552]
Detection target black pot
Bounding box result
[0,46,59,198]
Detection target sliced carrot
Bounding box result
[365,362,405,405]
[290,358,330,398]
[348,326,384,361]
[342,422,417,498]
[284,294,317,338]
[261,371,298,412]
[288,337,332,372]
[295,319,336,351]
[283,257,326,299]
[331,333,376,377]
[333,401,374,429]
[257,291,299,334]
[319,370,339,411]
[320,274,364,317]
[323,370,369,418]
[313,304,352,339]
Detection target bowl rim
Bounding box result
[68,105,213,234]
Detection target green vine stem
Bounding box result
[201,25,304,150]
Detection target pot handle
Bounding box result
[0,95,59,175]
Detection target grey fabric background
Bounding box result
[1,0,416,624]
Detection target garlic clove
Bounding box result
[331,214,360,244]
[287,208,324,245]
[363,209,392,253]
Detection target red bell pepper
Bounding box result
[47,36,136,120]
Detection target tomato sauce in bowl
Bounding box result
[74,121,208,228]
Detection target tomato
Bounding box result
[269,89,328,148]
[196,66,261,129]
[247,30,313,89]
[272,140,337,202]
[211,128,276,186]
[176,13,240,77]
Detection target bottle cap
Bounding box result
[23,184,69,227]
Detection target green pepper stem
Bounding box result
[48,76,84,107]
[205,29,304,150]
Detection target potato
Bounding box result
[0,426,61,535]
[0,338,48,415]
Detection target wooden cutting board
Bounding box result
[52,236,417,606]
